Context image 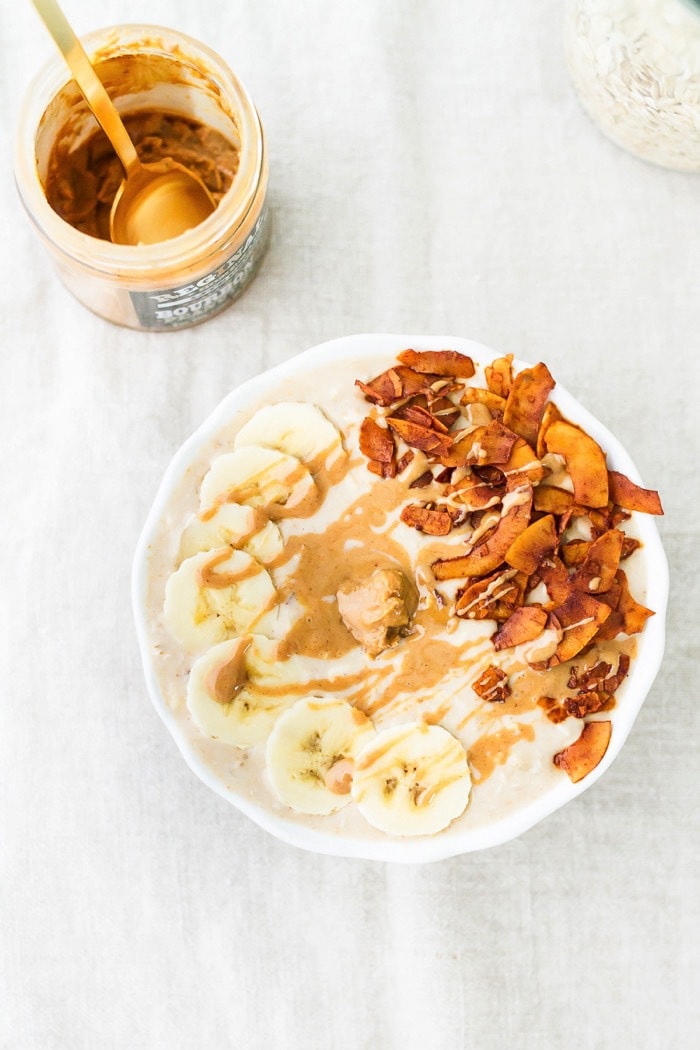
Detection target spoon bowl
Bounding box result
[110,159,216,245]
[32,0,216,245]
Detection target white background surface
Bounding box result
[1,2,697,1048]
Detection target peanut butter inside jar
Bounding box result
[45,107,240,241]
[17,27,269,331]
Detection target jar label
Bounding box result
[129,204,269,330]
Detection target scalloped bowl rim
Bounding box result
[132,333,669,863]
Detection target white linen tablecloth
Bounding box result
[1,2,698,1047]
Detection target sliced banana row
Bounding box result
[265,700,472,835]
[161,401,475,838]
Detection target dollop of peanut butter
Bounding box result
[336,568,416,658]
[45,111,239,240]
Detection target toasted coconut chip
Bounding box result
[568,661,609,691]
[621,536,641,560]
[564,691,613,719]
[367,458,397,479]
[473,465,507,486]
[397,348,475,378]
[531,556,571,607]
[534,485,574,516]
[553,720,612,782]
[437,430,484,468]
[595,569,654,640]
[392,402,450,433]
[571,528,625,594]
[550,591,611,663]
[608,470,664,515]
[386,417,453,458]
[396,449,415,474]
[448,473,505,511]
[568,653,630,694]
[428,394,462,429]
[560,539,590,568]
[536,401,565,459]
[492,604,548,651]
[408,469,434,489]
[455,568,526,621]
[432,477,533,580]
[586,502,629,538]
[503,361,556,447]
[467,420,518,467]
[605,651,631,692]
[400,503,454,536]
[359,417,395,464]
[472,664,511,702]
[355,365,439,407]
[460,387,507,416]
[544,420,609,509]
[502,436,544,484]
[485,354,514,398]
[505,513,558,575]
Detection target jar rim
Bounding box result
[14,23,265,280]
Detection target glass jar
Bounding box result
[565,0,700,171]
[14,24,269,331]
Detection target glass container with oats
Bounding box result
[565,0,700,171]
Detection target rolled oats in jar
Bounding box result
[14,24,269,331]
[565,0,700,171]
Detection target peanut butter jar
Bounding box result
[14,25,269,331]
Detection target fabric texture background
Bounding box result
[1,2,697,1048]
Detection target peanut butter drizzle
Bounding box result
[270,448,354,518]
[468,723,536,783]
[242,669,373,703]
[195,548,264,588]
[307,447,352,490]
[205,638,252,705]
[359,632,485,719]
[262,469,322,521]
[197,505,270,547]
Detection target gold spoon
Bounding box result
[32,0,217,245]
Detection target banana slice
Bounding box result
[187,635,303,747]
[351,722,471,837]
[234,402,345,471]
[163,547,277,653]
[266,697,376,815]
[199,445,318,519]
[179,503,283,565]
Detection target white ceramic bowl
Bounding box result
[132,334,669,863]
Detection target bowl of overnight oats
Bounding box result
[132,334,668,862]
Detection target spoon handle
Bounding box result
[31,0,140,174]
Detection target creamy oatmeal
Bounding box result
[141,347,662,842]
